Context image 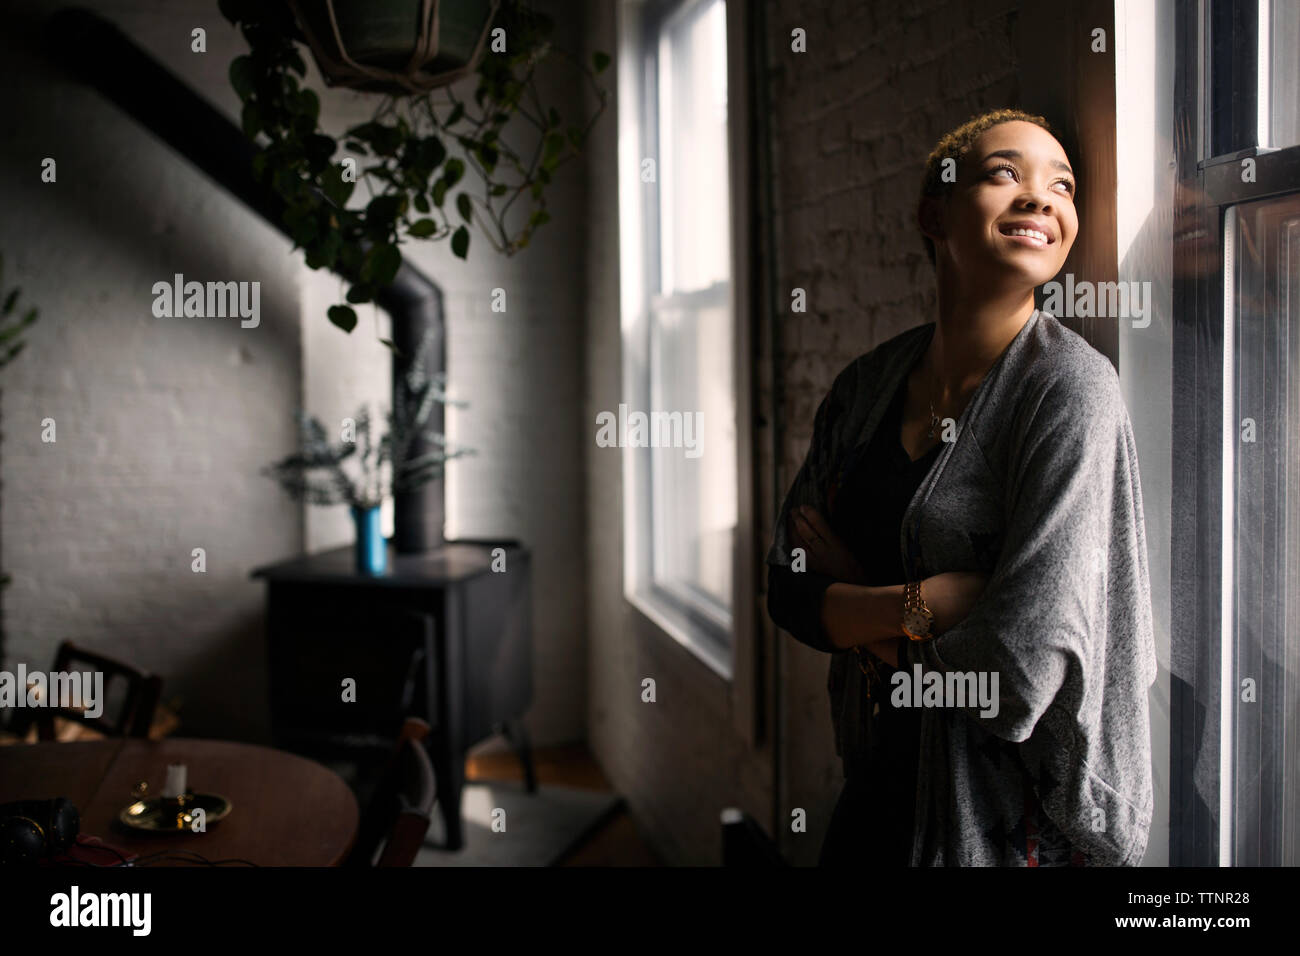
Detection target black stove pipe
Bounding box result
[48,6,446,554]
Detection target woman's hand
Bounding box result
[789,505,868,584]
[920,571,991,635]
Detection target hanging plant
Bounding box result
[218,0,610,335]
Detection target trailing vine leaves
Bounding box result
[218,0,610,337]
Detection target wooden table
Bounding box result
[0,738,359,866]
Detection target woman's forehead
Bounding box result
[966,122,1069,166]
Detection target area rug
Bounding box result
[415,779,624,867]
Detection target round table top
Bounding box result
[0,737,360,867]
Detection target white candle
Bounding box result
[162,763,188,798]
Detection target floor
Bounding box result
[466,742,664,866]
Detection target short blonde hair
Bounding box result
[918,109,1068,266]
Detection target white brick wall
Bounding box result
[0,0,588,748]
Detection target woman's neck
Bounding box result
[927,280,1037,395]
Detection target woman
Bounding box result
[766,109,1157,867]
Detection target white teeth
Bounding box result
[1005,227,1048,242]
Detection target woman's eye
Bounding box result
[991,164,1075,196]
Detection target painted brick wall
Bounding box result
[1,0,588,749]
[0,0,303,741]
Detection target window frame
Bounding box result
[617,0,760,736]
[1171,0,1300,866]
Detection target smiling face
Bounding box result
[920,120,1078,289]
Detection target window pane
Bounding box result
[1268,0,1300,148]
[1229,193,1300,865]
[649,288,735,615]
[658,0,729,295]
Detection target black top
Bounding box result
[767,371,941,864]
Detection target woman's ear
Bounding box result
[918,195,946,247]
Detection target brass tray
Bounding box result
[119,793,232,832]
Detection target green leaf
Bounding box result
[345,121,403,156]
[328,305,358,333]
[362,243,402,286]
[417,135,446,168]
[529,209,551,228]
[304,230,342,270]
[490,183,508,196]
[451,225,469,259]
[456,193,473,223]
[413,192,430,214]
[241,102,262,138]
[304,134,336,172]
[230,56,256,101]
[365,194,404,227]
[408,218,438,238]
[2,289,17,316]
[446,102,465,126]
[432,180,447,207]
[321,166,355,207]
[592,50,610,73]
[378,337,401,355]
[443,157,465,187]
[346,283,374,304]
[295,89,320,121]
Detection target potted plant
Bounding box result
[219,0,610,335]
[262,339,474,573]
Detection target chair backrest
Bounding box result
[346,717,437,868]
[26,641,163,741]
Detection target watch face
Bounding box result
[903,609,931,635]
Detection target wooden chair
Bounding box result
[346,717,437,868]
[11,640,163,742]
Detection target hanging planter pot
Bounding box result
[286,0,500,94]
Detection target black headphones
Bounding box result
[0,799,80,865]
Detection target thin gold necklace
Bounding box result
[928,367,942,439]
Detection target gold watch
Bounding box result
[901,580,934,641]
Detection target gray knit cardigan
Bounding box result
[766,310,1158,866]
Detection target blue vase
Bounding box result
[351,505,387,575]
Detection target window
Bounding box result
[1173,0,1300,866]
[619,0,737,677]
